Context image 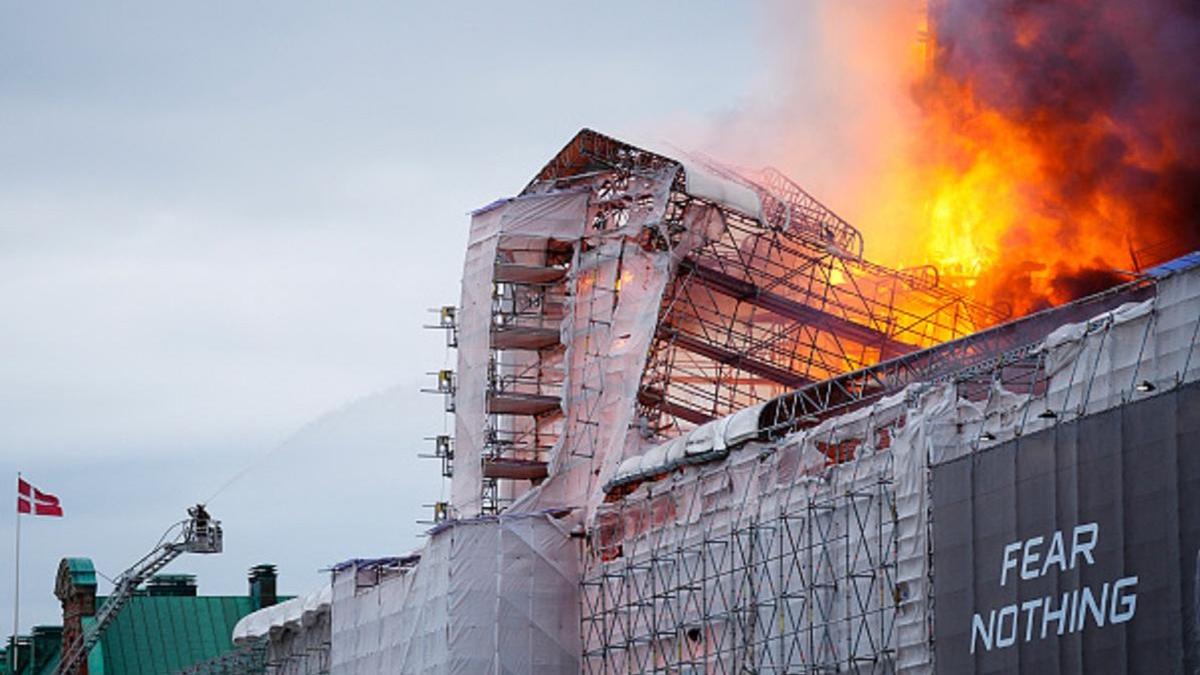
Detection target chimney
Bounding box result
[248,564,278,610]
[54,558,97,675]
[146,574,198,597]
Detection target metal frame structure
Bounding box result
[58,506,223,675]
[638,170,1003,437]
[173,639,269,675]
[429,128,1005,518]
[175,634,332,675]
[525,130,1003,442]
[580,429,899,673]
[479,237,574,513]
[428,127,1200,509]
[580,254,1200,674]
[757,275,1158,439]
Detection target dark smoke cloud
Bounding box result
[930,0,1200,304]
[1050,266,1128,301]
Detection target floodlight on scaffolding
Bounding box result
[417,501,451,525]
[424,305,459,348]
[435,434,452,457]
[420,370,456,413]
[435,435,453,478]
[419,435,455,478]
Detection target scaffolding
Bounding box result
[431,129,1004,519]
[182,625,332,675]
[635,161,1004,437]
[478,235,572,513]
[580,250,1200,674]
[516,129,1003,439]
[757,273,1160,439]
[580,409,904,674]
[173,640,270,675]
[377,129,1200,672]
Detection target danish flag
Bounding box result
[17,477,63,517]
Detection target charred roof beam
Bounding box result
[664,330,813,389]
[636,387,714,426]
[678,259,918,359]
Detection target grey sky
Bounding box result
[1,2,769,629]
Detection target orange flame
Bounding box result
[835,2,1199,319]
[706,2,1199,322]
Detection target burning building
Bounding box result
[196,5,1200,672]
[857,0,1200,315]
[212,128,1200,674]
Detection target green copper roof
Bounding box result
[3,594,292,675]
[83,595,258,675]
[62,558,96,588]
[2,629,62,675]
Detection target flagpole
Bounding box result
[12,472,20,674]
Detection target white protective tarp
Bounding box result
[509,168,683,517]
[232,583,332,644]
[680,160,764,221]
[231,584,333,675]
[1040,269,1200,417]
[453,191,590,516]
[330,513,580,674]
[607,401,765,487]
[578,259,1200,673]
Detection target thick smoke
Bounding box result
[696,2,1200,318]
[927,0,1200,311]
[685,2,929,265]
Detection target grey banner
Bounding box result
[932,380,1200,674]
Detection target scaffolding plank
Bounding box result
[491,326,561,350]
[482,457,549,481]
[494,263,569,285]
[487,392,561,416]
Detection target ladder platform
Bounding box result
[487,392,561,416]
[491,326,561,350]
[494,263,569,285]
[483,457,549,481]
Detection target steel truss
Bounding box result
[758,276,1157,438]
[174,637,331,675]
[581,445,898,673]
[523,129,1004,441]
[173,639,270,674]
[577,262,1198,674]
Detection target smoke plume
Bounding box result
[922,0,1200,313]
[702,1,1200,317]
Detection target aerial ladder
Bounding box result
[57,505,223,675]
